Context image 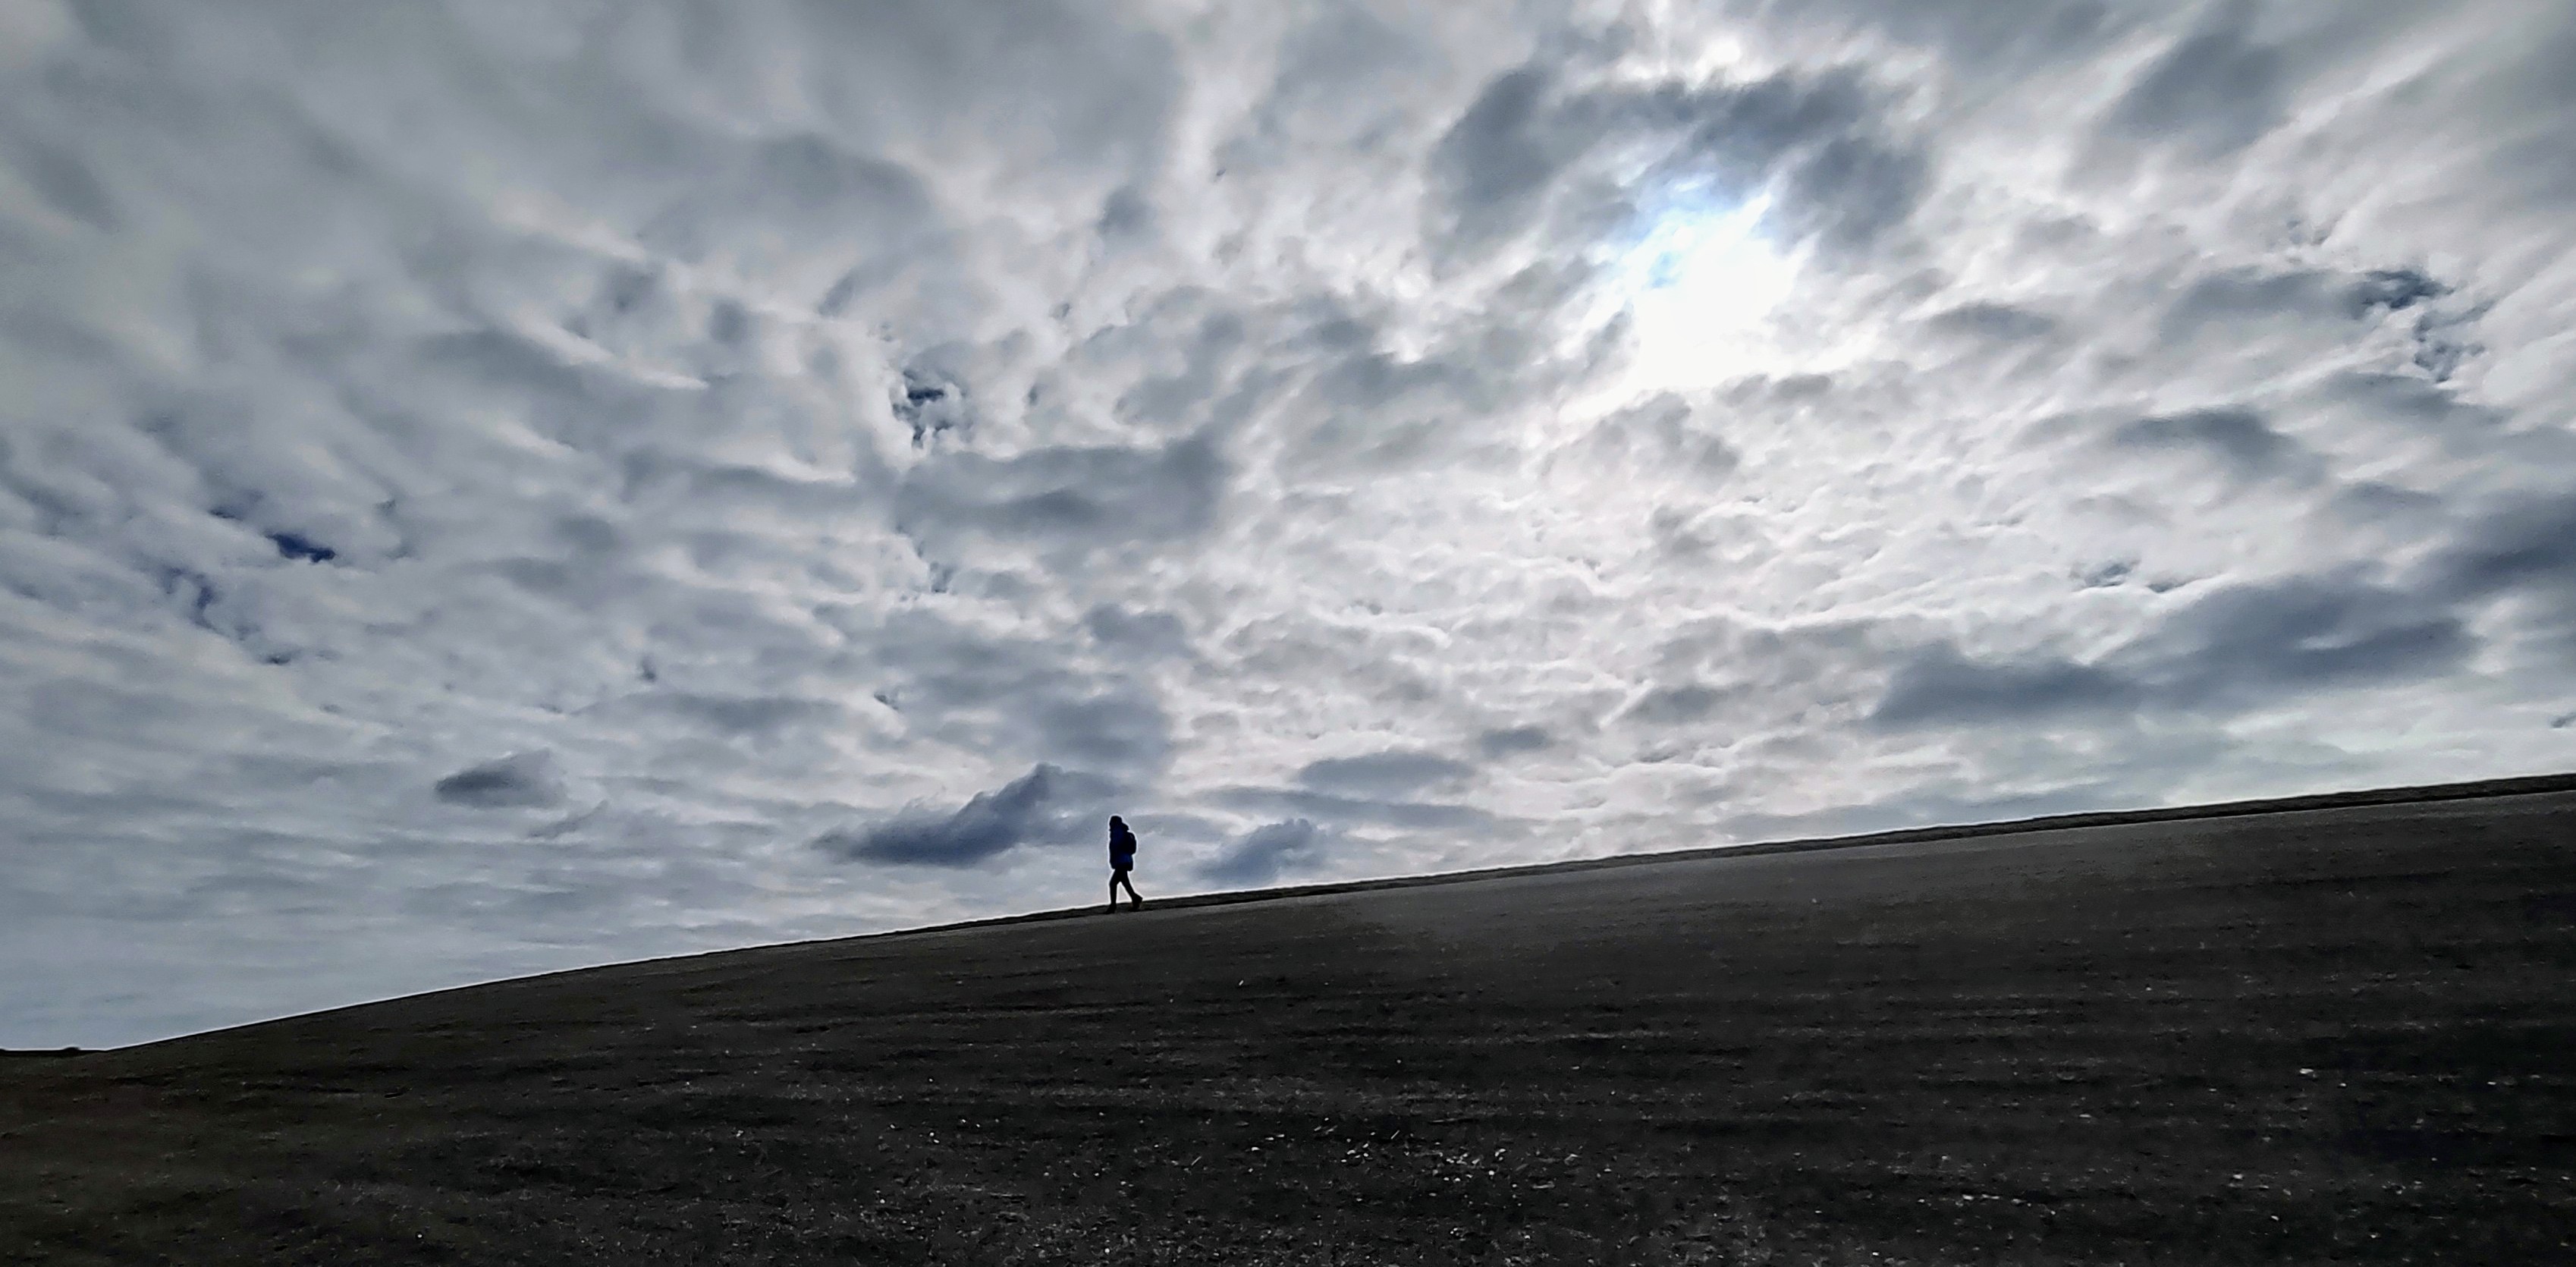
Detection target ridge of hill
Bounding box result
[923,767,2576,930]
[126,768,2576,1048]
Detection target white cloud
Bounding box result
[5,0,2575,1045]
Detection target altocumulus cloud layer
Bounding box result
[4,0,2574,1045]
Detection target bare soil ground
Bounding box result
[5,781,2574,1265]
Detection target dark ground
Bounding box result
[5,782,2574,1265]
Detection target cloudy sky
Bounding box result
[5,0,2574,1047]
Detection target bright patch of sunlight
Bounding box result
[1609,189,1803,390]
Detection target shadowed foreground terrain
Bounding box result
[6,781,2575,1265]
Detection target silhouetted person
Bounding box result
[1107,815,1142,912]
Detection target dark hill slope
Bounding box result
[6,779,2575,1265]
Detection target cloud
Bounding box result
[618,693,843,739]
[1428,60,1928,260]
[2420,493,2576,605]
[1926,301,2060,344]
[1082,604,1193,660]
[1035,690,1173,775]
[1199,818,1331,888]
[1211,786,1497,835]
[1872,651,2134,728]
[814,765,1065,868]
[1633,680,1753,725]
[1296,749,1476,799]
[2098,7,2288,159]
[1874,572,2474,728]
[1587,393,1739,481]
[894,432,1230,554]
[1477,725,1555,757]
[432,753,568,809]
[1431,67,1558,237]
[2124,574,2473,706]
[2109,407,2314,482]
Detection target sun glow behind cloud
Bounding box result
[1607,187,1805,391]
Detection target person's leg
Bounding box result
[1107,872,1120,912]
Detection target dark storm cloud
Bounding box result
[1199,819,1330,888]
[813,765,1064,868]
[434,753,567,810]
